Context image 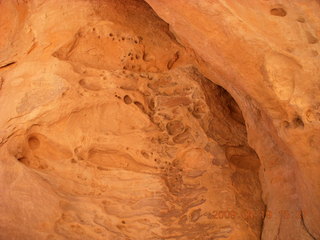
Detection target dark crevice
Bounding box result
[198,73,264,238]
[0,61,16,69]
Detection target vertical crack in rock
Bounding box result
[301,213,317,240]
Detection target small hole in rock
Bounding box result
[306,31,318,44]
[270,8,287,17]
[293,116,304,128]
[141,151,149,159]
[79,79,85,86]
[134,101,145,112]
[166,120,184,135]
[17,157,27,164]
[28,136,40,150]
[124,95,132,104]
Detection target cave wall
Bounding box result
[143,0,320,239]
[0,0,319,240]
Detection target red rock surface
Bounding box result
[0,0,319,240]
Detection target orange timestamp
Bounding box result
[211,209,302,220]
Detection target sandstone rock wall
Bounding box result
[0,0,319,240]
[144,0,320,239]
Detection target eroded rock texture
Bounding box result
[0,0,318,240]
[143,1,320,240]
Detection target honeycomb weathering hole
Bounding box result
[28,136,40,150]
[124,95,132,104]
[270,8,287,17]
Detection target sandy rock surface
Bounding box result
[0,0,319,240]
